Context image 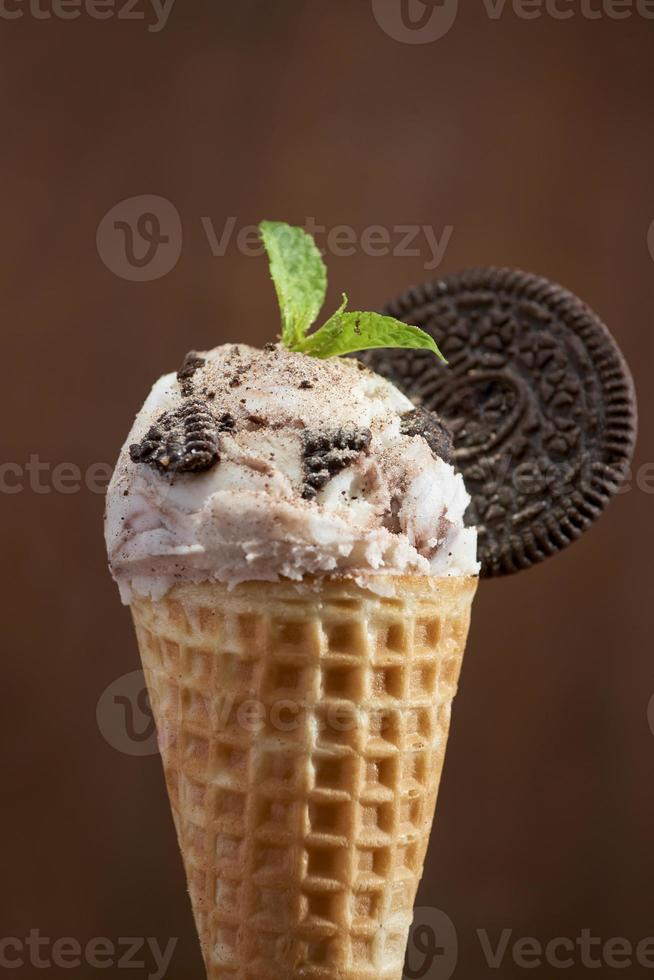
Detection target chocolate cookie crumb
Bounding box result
[299,380,313,389]
[177,351,206,396]
[401,408,453,463]
[218,412,235,432]
[263,342,277,352]
[301,426,372,499]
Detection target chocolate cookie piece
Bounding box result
[130,399,234,475]
[400,408,454,463]
[177,351,206,396]
[302,427,372,499]
[360,268,637,577]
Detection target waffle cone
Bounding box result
[131,574,477,979]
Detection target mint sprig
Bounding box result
[300,309,445,359]
[259,220,446,361]
[260,221,327,349]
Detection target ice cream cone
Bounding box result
[131,574,477,979]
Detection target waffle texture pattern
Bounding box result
[131,575,477,979]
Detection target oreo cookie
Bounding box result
[130,399,234,475]
[177,351,206,397]
[360,268,637,577]
[400,408,454,463]
[302,427,372,499]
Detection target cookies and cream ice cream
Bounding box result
[105,222,482,980]
[105,343,479,602]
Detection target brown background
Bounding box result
[2,3,654,978]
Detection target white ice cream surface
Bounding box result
[105,344,479,601]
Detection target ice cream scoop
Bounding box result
[105,343,479,602]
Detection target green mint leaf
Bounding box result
[322,291,349,325]
[259,220,447,362]
[299,310,446,361]
[260,220,327,348]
